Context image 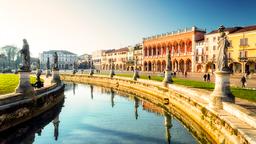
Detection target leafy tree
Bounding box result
[0,45,20,69]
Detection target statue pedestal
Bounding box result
[133,69,139,80]
[46,69,51,78]
[51,70,61,84]
[162,70,173,85]
[15,71,34,96]
[209,71,234,110]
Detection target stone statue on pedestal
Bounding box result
[163,47,173,84]
[53,52,58,70]
[51,52,61,84]
[47,57,50,70]
[19,39,31,72]
[133,56,139,80]
[209,25,234,110]
[16,39,34,96]
[217,25,230,72]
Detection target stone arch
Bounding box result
[185,59,192,72]
[144,46,148,56]
[173,59,178,72]
[144,61,148,71]
[148,61,152,71]
[186,40,192,52]
[197,64,203,72]
[162,60,166,71]
[179,59,185,73]
[156,60,161,72]
[173,41,178,54]
[179,40,185,53]
[116,64,119,70]
[152,44,157,56]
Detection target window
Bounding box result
[206,47,208,51]
[213,46,216,50]
[213,37,216,42]
[240,38,248,46]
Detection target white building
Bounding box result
[92,50,104,70]
[77,54,92,69]
[39,50,77,70]
[195,39,205,72]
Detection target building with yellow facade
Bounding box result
[228,25,256,73]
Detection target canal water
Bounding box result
[0,83,199,144]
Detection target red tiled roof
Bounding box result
[232,25,256,33]
[115,47,129,52]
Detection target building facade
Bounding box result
[101,48,129,71]
[195,39,205,72]
[143,26,205,73]
[92,50,104,70]
[203,27,241,73]
[228,25,256,73]
[77,53,92,69]
[39,50,77,70]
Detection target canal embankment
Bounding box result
[61,74,256,144]
[0,79,65,132]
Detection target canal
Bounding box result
[0,83,199,144]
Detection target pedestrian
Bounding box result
[184,71,187,78]
[241,76,246,88]
[207,73,210,82]
[173,72,176,77]
[203,74,207,81]
[148,74,151,80]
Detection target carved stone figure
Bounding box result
[217,25,230,72]
[20,39,31,71]
[47,57,50,70]
[166,47,171,71]
[53,52,58,70]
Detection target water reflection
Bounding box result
[0,97,64,144]
[90,85,93,100]
[164,111,172,144]
[110,88,115,107]
[0,83,199,144]
[134,97,139,120]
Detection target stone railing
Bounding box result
[61,74,256,144]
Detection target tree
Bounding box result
[0,45,20,69]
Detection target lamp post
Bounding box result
[133,56,139,80]
[109,58,115,78]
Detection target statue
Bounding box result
[19,39,31,71]
[47,57,50,70]
[216,25,230,72]
[53,52,58,70]
[166,47,171,71]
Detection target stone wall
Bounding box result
[61,74,254,144]
[0,84,65,132]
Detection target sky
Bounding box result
[0,0,256,57]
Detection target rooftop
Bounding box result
[42,50,77,55]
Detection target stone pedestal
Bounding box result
[209,71,234,109]
[15,71,35,96]
[133,69,139,80]
[51,70,61,84]
[162,70,173,85]
[46,69,51,78]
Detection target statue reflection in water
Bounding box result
[52,114,60,141]
[90,85,94,100]
[111,88,115,107]
[164,111,172,144]
[134,97,139,120]
[73,83,76,95]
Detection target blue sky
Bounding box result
[0,0,255,56]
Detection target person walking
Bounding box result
[241,76,246,88]
[207,73,211,82]
[184,71,187,78]
[203,74,207,81]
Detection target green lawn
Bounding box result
[0,74,39,95]
[114,73,256,102]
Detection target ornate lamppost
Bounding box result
[46,57,51,78]
[89,60,94,76]
[51,52,61,84]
